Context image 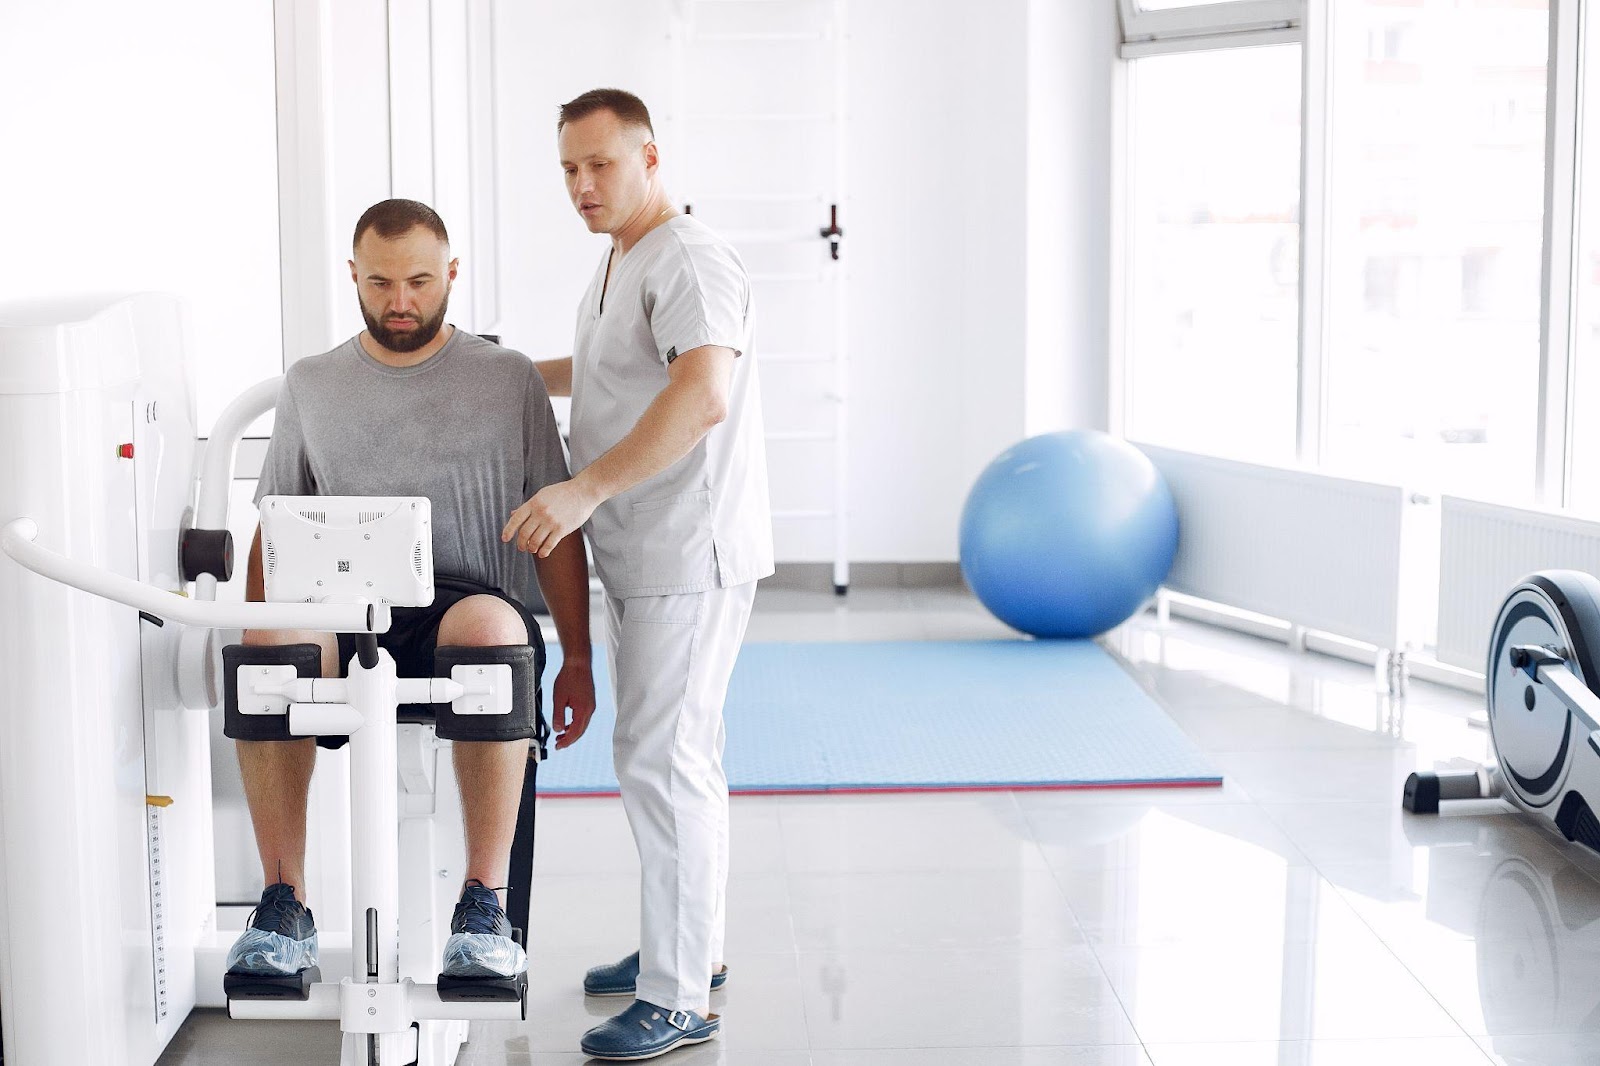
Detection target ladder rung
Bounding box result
[685,112,832,122]
[751,272,826,284]
[762,352,833,364]
[725,228,827,245]
[682,193,826,203]
[692,31,830,42]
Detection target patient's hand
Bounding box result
[550,659,597,749]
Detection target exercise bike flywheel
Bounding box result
[1487,573,1600,810]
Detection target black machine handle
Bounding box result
[181,527,235,582]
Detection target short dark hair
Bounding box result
[557,88,654,137]
[352,199,450,250]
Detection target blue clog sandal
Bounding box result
[580,999,720,1061]
[582,951,728,997]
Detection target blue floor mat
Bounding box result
[536,639,1221,795]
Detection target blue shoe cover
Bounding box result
[225,928,319,977]
[442,932,527,978]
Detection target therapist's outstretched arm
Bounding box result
[503,344,735,559]
[533,357,574,398]
[531,533,597,749]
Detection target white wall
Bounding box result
[843,0,1029,562]
[0,1,282,434]
[325,0,396,344]
[0,0,1115,562]
[491,0,677,357]
[492,0,1112,563]
[279,0,498,358]
[1027,0,1118,437]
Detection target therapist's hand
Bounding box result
[503,479,599,558]
[550,659,597,750]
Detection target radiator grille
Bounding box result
[1436,497,1600,671]
[1138,445,1407,649]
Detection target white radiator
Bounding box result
[1436,496,1600,671]
[1138,445,1409,650]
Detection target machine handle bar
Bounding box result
[0,517,389,634]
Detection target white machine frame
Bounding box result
[0,298,529,1066]
[2,497,527,1066]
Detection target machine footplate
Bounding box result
[224,965,320,1001]
[437,970,528,1004]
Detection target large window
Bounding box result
[1124,44,1303,462]
[1321,0,1549,499]
[1123,0,1553,503]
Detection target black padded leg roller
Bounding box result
[433,644,539,742]
[223,643,322,741]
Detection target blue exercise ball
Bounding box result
[959,430,1178,639]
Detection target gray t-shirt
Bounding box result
[254,328,570,604]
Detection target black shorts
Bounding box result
[319,575,546,750]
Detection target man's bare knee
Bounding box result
[437,596,527,648]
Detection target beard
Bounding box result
[362,291,450,353]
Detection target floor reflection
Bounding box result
[160,600,1600,1064]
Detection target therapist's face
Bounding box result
[559,109,658,235]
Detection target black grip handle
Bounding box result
[181,528,234,582]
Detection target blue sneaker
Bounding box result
[442,880,527,978]
[580,1000,720,1061]
[583,951,729,997]
[225,883,318,976]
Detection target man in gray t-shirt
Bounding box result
[225,199,596,988]
[256,326,568,601]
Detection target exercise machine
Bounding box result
[1404,570,1600,853]
[0,295,543,1065]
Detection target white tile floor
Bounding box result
[156,585,1600,1065]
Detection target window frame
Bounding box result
[1541,0,1580,507]
[1119,0,1303,59]
[1119,0,1580,509]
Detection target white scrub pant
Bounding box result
[604,580,757,1013]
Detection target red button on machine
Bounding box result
[117,443,135,459]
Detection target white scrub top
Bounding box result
[568,214,775,598]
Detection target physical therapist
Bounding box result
[504,87,773,1061]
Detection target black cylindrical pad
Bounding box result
[433,644,539,742]
[223,643,322,741]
